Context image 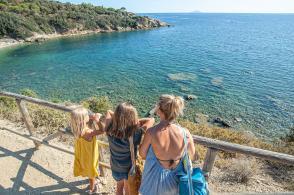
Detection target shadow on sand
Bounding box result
[0,127,89,194]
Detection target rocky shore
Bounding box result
[0,20,168,49]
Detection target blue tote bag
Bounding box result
[178,128,208,195]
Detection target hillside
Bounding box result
[0,0,167,40]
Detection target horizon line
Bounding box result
[137,11,294,14]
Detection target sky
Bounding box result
[61,0,294,13]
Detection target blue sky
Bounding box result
[61,0,294,13]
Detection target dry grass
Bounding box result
[0,91,112,135]
[222,158,258,183]
[178,119,294,157]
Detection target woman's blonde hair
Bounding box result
[157,94,184,122]
[70,107,89,139]
[106,102,138,139]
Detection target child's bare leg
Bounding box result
[123,179,129,195]
[116,180,124,195]
[89,178,95,191]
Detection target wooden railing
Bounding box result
[1,91,294,178]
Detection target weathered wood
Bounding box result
[58,128,109,147]
[97,139,109,147]
[0,91,74,112]
[1,126,112,169]
[202,148,218,177]
[16,99,40,148]
[98,147,106,176]
[193,135,294,165]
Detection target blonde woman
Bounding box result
[101,102,154,195]
[139,95,196,195]
[70,108,103,194]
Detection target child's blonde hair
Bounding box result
[157,94,184,122]
[106,102,138,139]
[70,107,89,139]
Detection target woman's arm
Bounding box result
[139,128,152,159]
[186,129,197,161]
[138,117,155,132]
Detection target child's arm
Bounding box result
[83,113,104,141]
[139,117,155,132]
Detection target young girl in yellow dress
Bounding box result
[70,107,103,194]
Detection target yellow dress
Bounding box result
[74,134,99,178]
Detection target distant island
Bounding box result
[0,0,168,47]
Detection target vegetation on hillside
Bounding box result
[0,0,166,39]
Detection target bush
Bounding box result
[20,88,38,98]
[223,158,257,183]
[0,96,17,109]
[81,96,112,114]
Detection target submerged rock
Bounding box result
[168,73,197,81]
[184,94,197,101]
[211,77,223,87]
[234,117,243,122]
[178,84,190,92]
[210,117,232,128]
[194,113,209,124]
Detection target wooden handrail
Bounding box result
[1,91,294,177]
[193,135,294,165]
[0,91,75,112]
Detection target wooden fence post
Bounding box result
[202,147,218,179]
[16,99,41,149]
[98,146,105,177]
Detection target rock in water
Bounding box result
[194,113,209,124]
[210,117,231,128]
[234,117,242,122]
[168,73,197,81]
[184,94,197,101]
[211,77,223,87]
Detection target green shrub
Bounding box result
[81,96,112,114]
[0,96,17,109]
[20,88,38,98]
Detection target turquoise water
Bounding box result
[0,13,293,139]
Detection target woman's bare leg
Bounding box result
[89,178,95,191]
[116,180,124,195]
[123,179,129,195]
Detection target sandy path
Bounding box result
[0,119,115,194]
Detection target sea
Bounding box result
[0,13,293,139]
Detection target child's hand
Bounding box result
[90,113,102,123]
[82,130,94,141]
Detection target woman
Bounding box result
[101,103,154,195]
[139,94,196,195]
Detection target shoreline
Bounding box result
[0,26,165,50]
